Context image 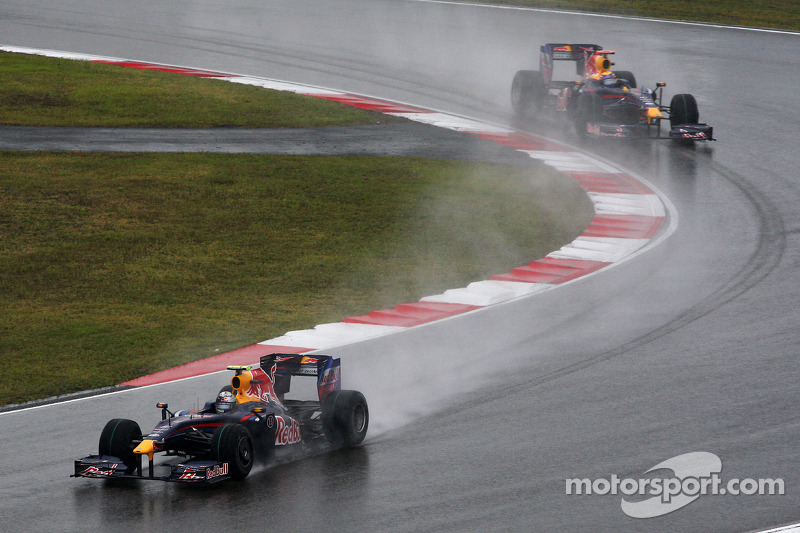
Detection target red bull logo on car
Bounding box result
[80,465,117,477]
[274,416,302,445]
[205,463,229,480]
[318,365,341,400]
[241,364,283,406]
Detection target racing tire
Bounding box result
[211,423,254,480]
[511,70,545,118]
[98,418,142,473]
[614,70,637,88]
[669,93,699,127]
[322,390,369,447]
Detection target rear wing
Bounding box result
[540,43,603,84]
[260,353,341,403]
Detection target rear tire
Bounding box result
[99,418,141,473]
[670,93,699,127]
[614,70,637,88]
[322,390,369,447]
[211,423,254,480]
[511,70,545,118]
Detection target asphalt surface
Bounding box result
[1,1,799,532]
[0,123,534,164]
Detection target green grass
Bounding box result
[0,52,396,127]
[478,0,800,31]
[0,49,595,406]
[0,152,592,405]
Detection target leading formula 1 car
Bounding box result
[72,353,368,484]
[511,43,714,142]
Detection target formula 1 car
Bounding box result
[511,43,714,142]
[73,353,368,484]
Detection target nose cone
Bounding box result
[647,107,663,123]
[133,439,157,461]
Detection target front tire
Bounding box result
[211,423,254,480]
[322,390,369,447]
[99,418,141,473]
[669,93,699,127]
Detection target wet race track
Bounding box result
[1,1,799,531]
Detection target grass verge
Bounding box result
[0,51,396,127]
[0,153,592,405]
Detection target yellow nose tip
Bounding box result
[646,107,663,123]
[133,439,156,461]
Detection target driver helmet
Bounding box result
[215,390,236,413]
[602,75,620,87]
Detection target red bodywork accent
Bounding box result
[318,364,341,403]
[582,50,615,80]
[602,94,638,104]
[540,49,553,85]
[162,422,223,440]
[245,365,282,407]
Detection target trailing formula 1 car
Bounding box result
[73,353,368,484]
[511,43,714,142]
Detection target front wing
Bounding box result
[584,121,714,141]
[73,455,232,483]
[668,123,714,141]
